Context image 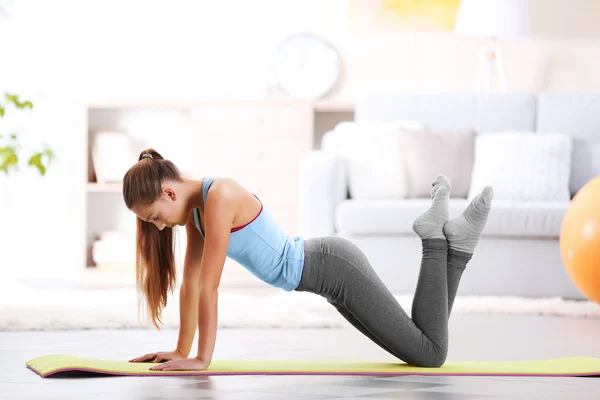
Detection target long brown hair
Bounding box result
[122,148,182,329]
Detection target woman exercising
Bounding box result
[125,148,494,371]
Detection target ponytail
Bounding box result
[122,148,181,329]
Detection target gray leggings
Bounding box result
[295,236,471,367]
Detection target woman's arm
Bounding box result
[148,179,237,371]
[175,215,205,358]
[195,182,235,364]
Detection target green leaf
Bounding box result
[28,152,46,175]
[4,93,17,104]
[0,145,17,155]
[4,93,33,110]
[29,152,41,164]
[29,148,55,176]
[0,147,18,174]
[0,92,52,176]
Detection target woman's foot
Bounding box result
[443,187,494,254]
[412,175,451,240]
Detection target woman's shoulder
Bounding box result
[206,178,259,212]
[206,177,241,196]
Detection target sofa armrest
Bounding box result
[298,150,347,238]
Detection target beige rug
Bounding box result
[1,280,600,331]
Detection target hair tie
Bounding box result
[141,154,153,160]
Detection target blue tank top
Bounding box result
[192,177,305,291]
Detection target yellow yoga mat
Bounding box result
[26,355,600,378]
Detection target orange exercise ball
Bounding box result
[560,174,600,303]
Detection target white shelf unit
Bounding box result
[83,99,354,287]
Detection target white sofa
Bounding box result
[298,92,600,299]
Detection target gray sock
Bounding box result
[443,186,494,254]
[412,174,451,240]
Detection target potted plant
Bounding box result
[0,93,55,175]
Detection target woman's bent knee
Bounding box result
[406,349,447,368]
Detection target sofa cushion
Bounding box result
[335,199,569,238]
[323,121,425,200]
[468,132,573,202]
[398,129,474,198]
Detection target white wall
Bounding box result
[1,0,600,280]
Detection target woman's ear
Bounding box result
[162,187,177,201]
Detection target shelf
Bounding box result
[87,183,122,193]
[312,100,355,112]
[86,100,193,111]
[85,98,355,113]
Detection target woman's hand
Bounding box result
[129,350,185,363]
[149,357,210,371]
